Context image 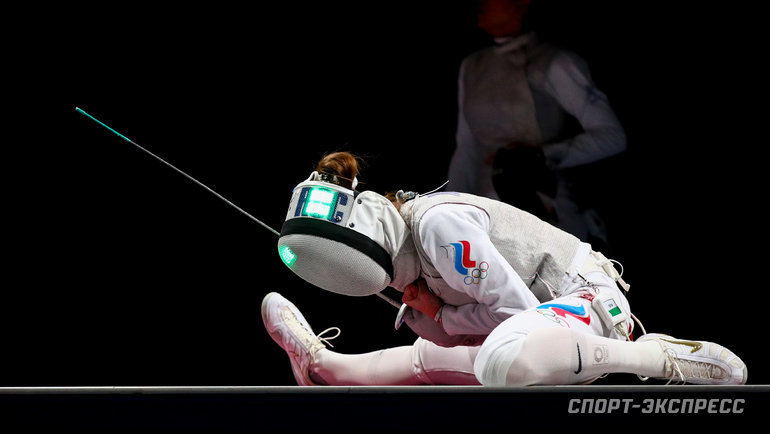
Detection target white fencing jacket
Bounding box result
[399,192,588,338]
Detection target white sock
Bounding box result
[310,346,423,385]
[506,328,666,385]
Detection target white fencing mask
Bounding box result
[278,172,411,296]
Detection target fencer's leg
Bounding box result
[411,338,480,385]
[475,326,666,386]
[553,183,588,242]
[261,292,340,386]
[262,291,481,385]
[477,325,749,386]
[312,339,482,386]
[311,346,423,385]
[473,283,666,386]
[262,291,422,385]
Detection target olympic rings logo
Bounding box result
[463,261,489,285]
[535,309,570,328]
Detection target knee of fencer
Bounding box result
[411,338,434,384]
[504,328,578,386]
[411,338,481,385]
[473,333,527,387]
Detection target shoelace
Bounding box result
[283,307,341,351]
[316,327,341,348]
[671,354,721,382]
[662,349,687,385]
[641,347,720,385]
[636,345,686,385]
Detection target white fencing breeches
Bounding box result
[472,270,654,386]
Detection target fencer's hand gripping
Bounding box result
[400,307,486,348]
[397,282,484,346]
[402,279,443,322]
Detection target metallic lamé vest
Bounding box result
[399,192,580,304]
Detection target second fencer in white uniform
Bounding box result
[262,152,747,386]
[448,0,626,244]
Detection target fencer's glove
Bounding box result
[401,307,486,348]
[401,279,442,321]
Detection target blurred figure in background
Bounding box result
[447,0,626,248]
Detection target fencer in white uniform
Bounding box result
[263,168,747,386]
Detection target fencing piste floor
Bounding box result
[2,385,767,431]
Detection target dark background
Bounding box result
[5,1,764,386]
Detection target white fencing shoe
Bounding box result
[261,292,340,386]
[636,333,747,385]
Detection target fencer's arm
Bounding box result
[541,50,626,170]
[447,59,482,194]
[419,205,541,336]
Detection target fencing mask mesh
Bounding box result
[277,172,407,296]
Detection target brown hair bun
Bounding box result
[316,152,361,190]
